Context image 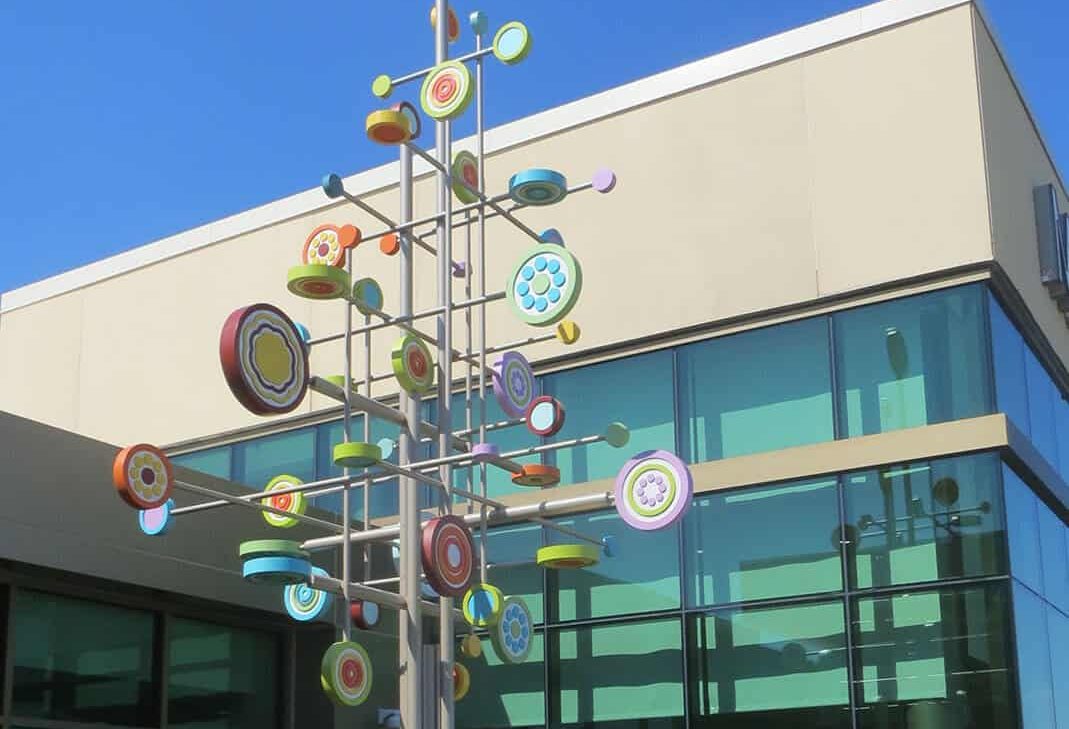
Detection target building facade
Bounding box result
[0,1,1067,728]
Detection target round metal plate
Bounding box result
[462,583,503,627]
[284,567,332,621]
[421,515,475,597]
[490,596,533,664]
[321,641,373,707]
[350,599,381,630]
[238,539,310,561]
[241,556,311,585]
[506,243,583,327]
[262,474,306,528]
[525,396,566,437]
[454,662,471,701]
[391,334,435,394]
[493,21,532,65]
[536,544,600,569]
[113,443,174,510]
[492,351,535,418]
[508,168,567,206]
[366,109,412,145]
[511,464,561,488]
[451,150,479,204]
[138,498,175,536]
[220,303,309,415]
[420,61,473,120]
[351,277,384,316]
[287,264,351,300]
[613,449,694,531]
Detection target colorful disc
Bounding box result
[471,443,500,463]
[460,633,482,658]
[492,21,532,65]
[430,4,460,42]
[138,498,175,536]
[113,443,174,510]
[462,583,503,627]
[509,168,567,206]
[452,150,479,204]
[242,556,311,585]
[604,422,630,448]
[420,61,473,121]
[301,224,356,267]
[287,264,351,300]
[540,228,565,246]
[454,663,471,701]
[350,600,381,630]
[238,539,310,561]
[371,74,392,99]
[525,396,565,437]
[351,277,384,316]
[261,474,307,528]
[333,442,383,469]
[220,304,309,415]
[511,464,560,488]
[490,596,533,664]
[536,544,600,569]
[614,450,694,531]
[392,334,435,394]
[366,109,412,145]
[555,320,581,344]
[380,233,400,256]
[321,641,373,707]
[284,566,332,621]
[492,351,535,418]
[506,243,583,326]
[421,515,475,597]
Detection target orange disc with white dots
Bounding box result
[113,444,174,510]
[302,225,360,267]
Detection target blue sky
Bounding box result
[1,1,1066,293]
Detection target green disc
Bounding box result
[238,539,310,561]
[372,74,393,99]
[604,422,630,448]
[333,442,384,468]
[287,264,351,300]
[492,21,531,65]
[391,333,435,394]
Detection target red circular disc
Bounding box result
[113,443,174,509]
[421,516,475,597]
[220,304,309,415]
[434,75,457,102]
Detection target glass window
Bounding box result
[1048,605,1069,729]
[551,509,680,622]
[168,617,278,729]
[12,589,158,726]
[990,294,1031,436]
[234,427,316,489]
[1038,502,1069,614]
[475,522,545,624]
[551,618,683,728]
[1056,399,1069,486]
[686,601,849,729]
[1004,466,1044,595]
[834,285,991,437]
[853,583,1017,729]
[458,630,544,729]
[846,454,1007,589]
[173,447,233,481]
[677,317,833,462]
[685,478,841,607]
[546,350,676,486]
[1025,350,1061,471]
[1013,583,1055,729]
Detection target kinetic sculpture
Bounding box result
[108,3,694,725]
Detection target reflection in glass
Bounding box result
[677,317,834,462]
[834,285,991,437]
[475,522,545,623]
[235,427,316,489]
[458,631,545,729]
[853,584,1017,729]
[989,294,1031,436]
[686,601,850,729]
[846,454,1006,589]
[551,618,683,729]
[1003,466,1044,595]
[685,478,841,606]
[12,590,157,726]
[1012,583,1055,729]
[172,446,232,481]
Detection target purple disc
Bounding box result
[614,450,693,531]
[471,443,500,463]
[452,261,468,278]
[591,168,617,194]
[492,352,535,419]
[139,498,175,536]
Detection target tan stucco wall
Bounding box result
[0,5,994,447]
[974,11,1069,367]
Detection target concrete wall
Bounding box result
[974,10,1069,368]
[0,5,994,447]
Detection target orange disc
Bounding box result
[338,225,361,250]
[380,233,400,256]
[113,443,175,509]
[511,464,561,488]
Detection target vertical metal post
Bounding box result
[475,17,489,585]
[341,240,354,643]
[398,144,423,729]
[434,2,456,728]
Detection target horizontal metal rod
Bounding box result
[340,190,439,257]
[174,480,343,533]
[364,559,535,587]
[449,417,523,440]
[486,332,557,356]
[391,46,494,86]
[310,572,405,610]
[171,473,354,516]
[302,490,616,551]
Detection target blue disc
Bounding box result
[517,281,529,296]
[508,169,568,207]
[138,498,175,536]
[242,556,311,585]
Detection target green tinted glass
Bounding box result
[678,317,833,462]
[12,590,157,726]
[834,285,991,437]
[235,427,315,488]
[475,522,545,624]
[168,617,279,729]
[846,453,1007,589]
[458,630,544,729]
[552,618,683,728]
[173,446,232,480]
[686,601,849,727]
[685,478,842,606]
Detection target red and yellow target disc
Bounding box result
[321,641,373,707]
[261,474,306,528]
[420,61,473,120]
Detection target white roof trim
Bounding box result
[0,0,970,314]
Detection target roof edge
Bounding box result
[1,0,971,314]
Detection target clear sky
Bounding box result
[1,0,1066,294]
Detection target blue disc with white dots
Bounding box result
[490,596,533,664]
[284,566,333,621]
[506,243,583,326]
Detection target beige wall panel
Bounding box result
[803,6,991,295]
[974,16,1069,365]
[0,289,84,431]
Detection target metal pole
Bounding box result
[398,141,423,729]
[475,22,490,585]
[341,230,354,642]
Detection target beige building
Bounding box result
[0,1,1067,728]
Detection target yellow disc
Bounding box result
[365,110,411,145]
[287,265,351,300]
[453,662,470,701]
[460,633,482,658]
[555,320,580,345]
[333,442,383,468]
[536,544,600,569]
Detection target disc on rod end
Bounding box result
[471,443,500,463]
[601,534,619,558]
[555,320,581,345]
[592,168,617,193]
[604,422,630,448]
[333,442,384,468]
[452,260,469,278]
[371,74,393,99]
[322,173,344,199]
[469,10,488,36]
